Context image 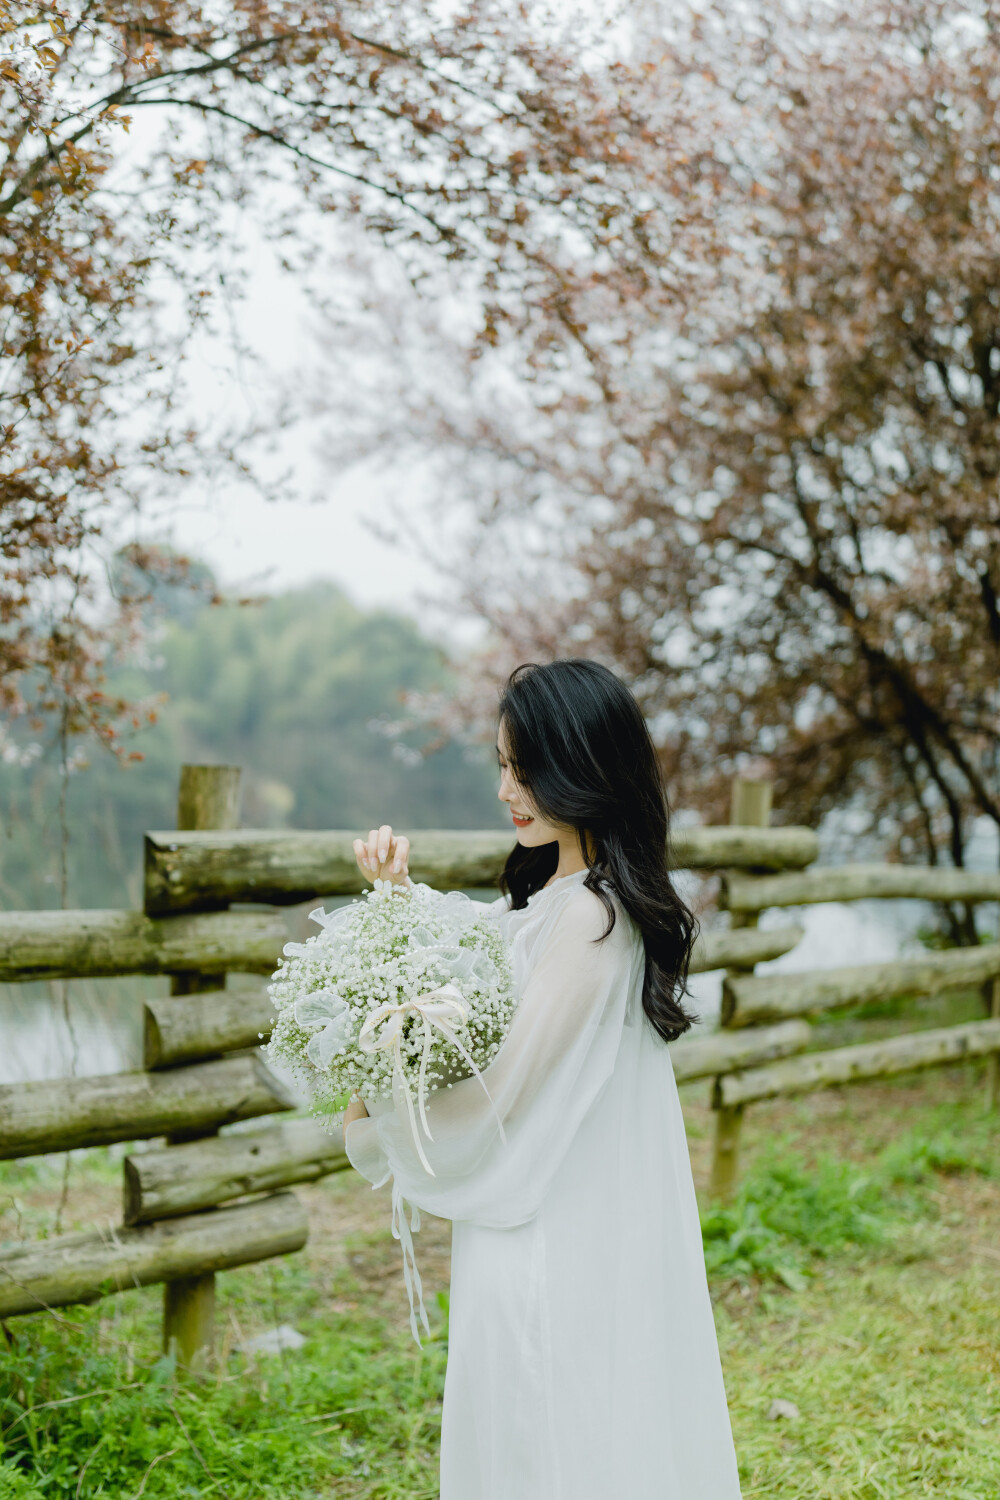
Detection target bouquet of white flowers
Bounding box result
[265,879,515,1174]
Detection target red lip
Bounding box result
[511,813,533,826]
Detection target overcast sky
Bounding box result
[161,259,445,615]
[112,100,453,629]
[168,454,435,608]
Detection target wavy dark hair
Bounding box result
[497,659,697,1043]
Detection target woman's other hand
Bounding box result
[344,1095,369,1129]
[353,824,411,885]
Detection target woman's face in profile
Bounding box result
[496,720,562,848]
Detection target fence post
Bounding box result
[988,976,1000,1111]
[708,776,773,1203]
[162,764,242,1371]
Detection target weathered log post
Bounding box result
[162,764,242,1371]
[988,976,1000,1111]
[708,777,774,1204]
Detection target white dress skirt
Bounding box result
[345,868,743,1499]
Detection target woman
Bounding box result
[344,659,742,1499]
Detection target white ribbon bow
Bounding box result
[357,982,504,1177]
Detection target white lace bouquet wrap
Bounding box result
[265,880,515,1173]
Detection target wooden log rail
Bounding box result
[123,1020,811,1225]
[0,908,286,984]
[0,1055,294,1159]
[722,942,1000,1028]
[716,1018,1000,1107]
[124,1118,348,1224]
[143,988,275,1069]
[725,863,1000,913]
[143,825,820,915]
[690,924,803,975]
[134,924,805,1076]
[0,1193,308,1319]
[671,1020,811,1084]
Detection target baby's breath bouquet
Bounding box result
[266,879,515,1173]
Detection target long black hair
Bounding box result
[498,659,697,1043]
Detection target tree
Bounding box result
[1,0,646,744]
[2,11,163,747]
[325,0,1000,877]
[0,574,505,909]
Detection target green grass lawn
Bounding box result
[2,1069,999,1497]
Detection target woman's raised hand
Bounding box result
[353,824,411,886]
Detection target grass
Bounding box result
[703,1110,1000,1496]
[2,1068,1000,1497]
[1,1263,449,1498]
[725,1265,1000,1498]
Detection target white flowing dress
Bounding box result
[345,868,742,1499]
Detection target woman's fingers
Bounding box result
[355,833,382,878]
[355,826,409,883]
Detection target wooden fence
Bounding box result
[703,779,1000,1201]
[1,765,998,1366]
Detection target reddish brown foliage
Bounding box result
[335,1,1000,867]
[1,1,632,744]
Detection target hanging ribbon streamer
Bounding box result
[357,982,505,1176]
[391,1182,430,1344]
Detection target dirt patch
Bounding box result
[296,1171,453,1334]
[0,1157,121,1244]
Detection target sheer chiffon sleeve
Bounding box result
[345,882,642,1229]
